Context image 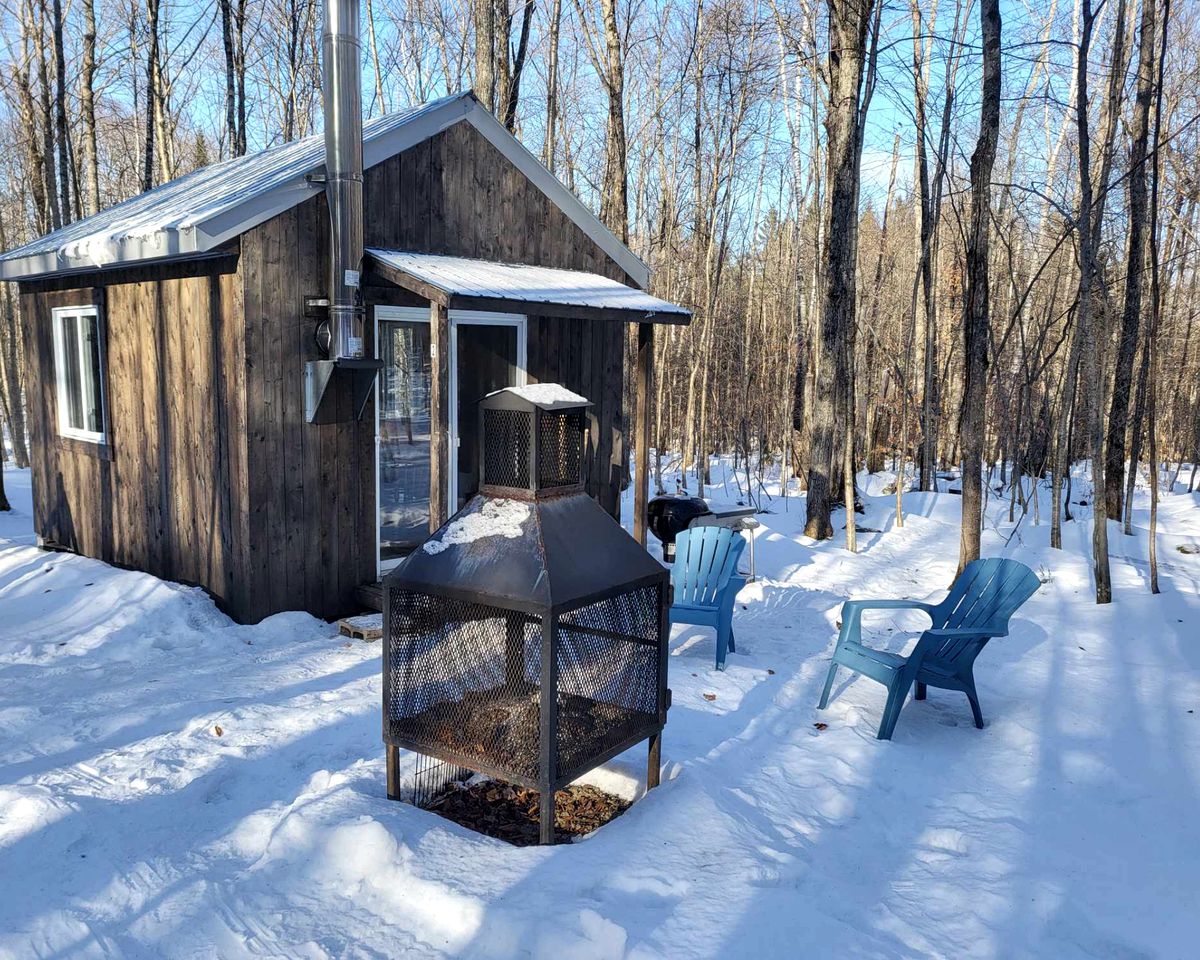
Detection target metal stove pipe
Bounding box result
[321,0,364,359]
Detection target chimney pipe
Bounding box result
[321,0,364,359]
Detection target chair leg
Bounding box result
[965,684,984,729]
[818,661,839,709]
[727,627,736,654]
[877,676,912,741]
[715,624,730,671]
[915,681,927,701]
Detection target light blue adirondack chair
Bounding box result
[669,526,747,671]
[817,558,1041,740]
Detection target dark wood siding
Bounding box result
[19,116,631,624]
[362,120,629,513]
[19,263,248,613]
[238,118,630,621]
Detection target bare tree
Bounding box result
[80,0,101,213]
[1104,0,1157,520]
[474,0,496,109]
[219,0,249,156]
[1074,0,1113,602]
[803,0,875,540]
[958,0,1001,572]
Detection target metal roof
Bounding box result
[366,250,689,322]
[1,93,650,288]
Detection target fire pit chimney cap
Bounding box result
[486,383,591,411]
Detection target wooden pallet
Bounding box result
[338,613,383,642]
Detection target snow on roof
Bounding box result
[366,250,690,320]
[490,383,591,407]
[422,498,531,555]
[1,94,650,287]
[0,97,469,280]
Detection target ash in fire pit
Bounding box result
[427,781,632,846]
[384,386,671,844]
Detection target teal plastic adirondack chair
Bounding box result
[817,558,1041,740]
[669,526,747,671]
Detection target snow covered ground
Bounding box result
[1,462,1198,959]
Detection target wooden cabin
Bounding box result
[1,92,689,623]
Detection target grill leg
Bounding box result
[386,744,401,801]
[647,733,662,790]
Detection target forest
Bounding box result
[0,0,1196,603]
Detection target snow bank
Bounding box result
[1,461,1198,958]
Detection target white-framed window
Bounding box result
[51,305,108,444]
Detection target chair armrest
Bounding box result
[837,599,937,647]
[842,599,938,614]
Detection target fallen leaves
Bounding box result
[428,781,630,846]
[703,693,717,702]
[813,722,828,731]
[213,725,224,737]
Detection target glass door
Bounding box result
[450,313,526,510]
[375,307,526,575]
[376,307,433,569]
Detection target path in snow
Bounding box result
[0,464,1197,959]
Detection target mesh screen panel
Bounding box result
[554,584,662,781]
[538,410,584,488]
[387,590,543,780]
[387,582,663,787]
[482,409,531,489]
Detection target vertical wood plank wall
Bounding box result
[19,266,247,611]
[21,117,633,623]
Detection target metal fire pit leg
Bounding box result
[539,616,558,845]
[647,733,662,789]
[386,744,401,801]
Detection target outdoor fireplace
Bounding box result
[383,385,670,843]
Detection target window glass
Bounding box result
[53,307,106,442]
[83,316,104,434]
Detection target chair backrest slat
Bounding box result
[673,526,745,607]
[927,558,1040,670]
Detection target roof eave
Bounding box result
[1,95,477,283]
[0,225,206,282]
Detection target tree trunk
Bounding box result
[543,0,562,172]
[1104,0,1157,520]
[805,0,875,540]
[80,0,101,215]
[1075,0,1112,603]
[143,0,161,190]
[473,0,496,111]
[50,0,72,222]
[500,0,535,132]
[34,0,61,230]
[957,0,1001,573]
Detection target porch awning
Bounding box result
[364,249,691,324]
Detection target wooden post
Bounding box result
[386,744,401,800]
[429,300,451,531]
[647,733,661,790]
[633,322,654,546]
[538,616,558,845]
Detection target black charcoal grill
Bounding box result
[383,386,670,843]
